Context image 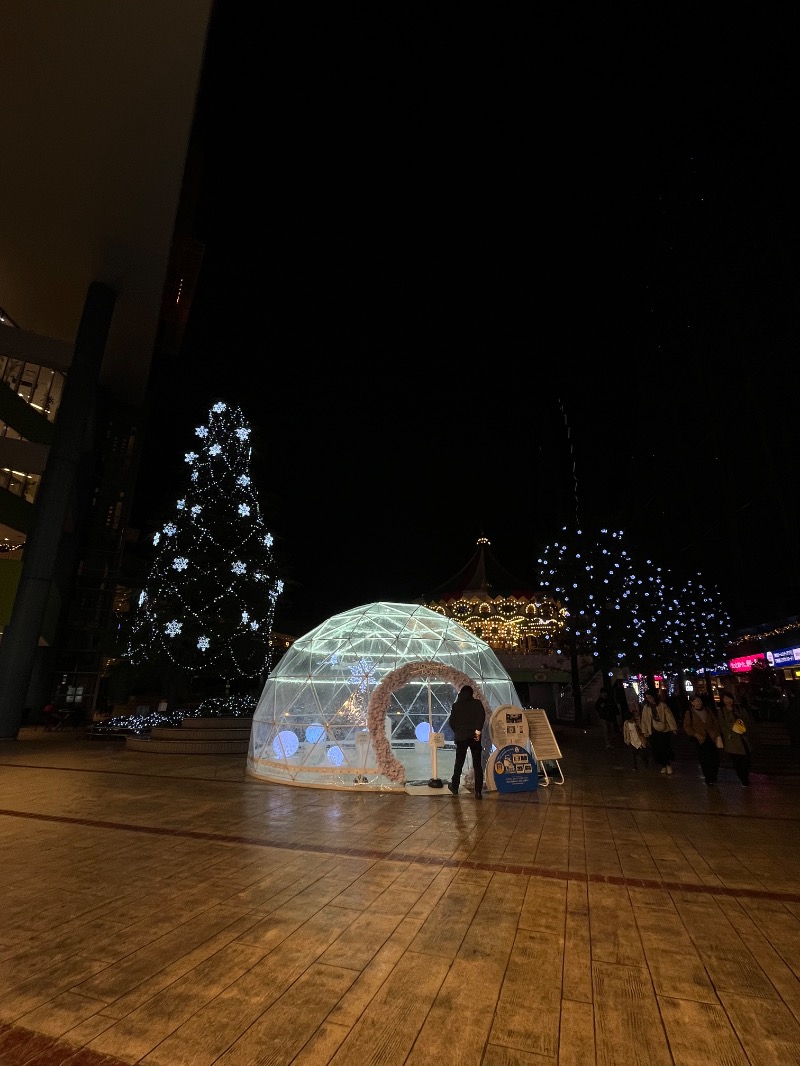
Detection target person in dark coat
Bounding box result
[595,688,618,748]
[718,690,754,786]
[447,685,486,798]
[683,692,722,785]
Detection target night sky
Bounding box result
[133,24,800,638]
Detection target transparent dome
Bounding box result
[247,601,519,791]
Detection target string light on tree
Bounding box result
[537,525,732,685]
[538,527,642,665]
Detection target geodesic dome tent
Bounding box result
[247,601,519,791]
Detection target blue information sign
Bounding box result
[768,647,800,668]
[491,744,538,794]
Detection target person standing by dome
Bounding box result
[446,685,486,799]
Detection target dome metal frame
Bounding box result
[246,601,519,791]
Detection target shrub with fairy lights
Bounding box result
[123,401,283,700]
[90,693,259,738]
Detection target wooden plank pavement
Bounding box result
[1,727,800,1065]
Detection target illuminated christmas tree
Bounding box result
[124,401,283,701]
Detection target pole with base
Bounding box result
[427,683,443,788]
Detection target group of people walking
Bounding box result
[684,690,754,786]
[445,681,754,798]
[596,684,754,786]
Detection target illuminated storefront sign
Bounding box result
[729,653,766,672]
[766,647,800,668]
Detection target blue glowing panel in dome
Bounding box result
[415,722,431,742]
[306,723,325,743]
[327,745,345,766]
[274,730,299,758]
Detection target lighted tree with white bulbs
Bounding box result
[124,401,283,696]
[538,402,733,696]
[538,527,642,670]
[537,525,732,690]
[663,573,732,679]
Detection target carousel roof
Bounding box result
[422,534,537,603]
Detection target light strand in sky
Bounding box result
[558,397,580,530]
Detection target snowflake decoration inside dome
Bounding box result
[172,557,188,571]
[238,503,250,517]
[232,561,246,575]
[350,658,379,693]
[195,425,208,438]
[165,620,182,637]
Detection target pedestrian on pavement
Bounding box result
[595,687,618,748]
[446,685,486,799]
[718,689,754,786]
[656,688,679,724]
[683,692,722,785]
[641,690,678,774]
[622,694,649,769]
[612,679,629,724]
[786,688,800,748]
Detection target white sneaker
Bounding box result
[660,766,667,774]
[666,765,673,775]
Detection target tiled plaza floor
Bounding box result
[2,725,800,1065]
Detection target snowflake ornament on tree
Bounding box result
[125,401,283,682]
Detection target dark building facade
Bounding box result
[0,2,214,736]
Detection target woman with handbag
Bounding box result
[683,693,722,785]
[641,690,678,775]
[718,690,754,787]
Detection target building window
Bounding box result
[0,357,65,423]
